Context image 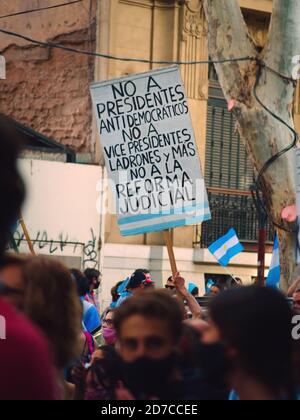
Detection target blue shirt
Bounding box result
[115,291,133,307]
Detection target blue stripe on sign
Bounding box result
[120,213,211,237]
[218,242,244,267]
[118,203,210,226]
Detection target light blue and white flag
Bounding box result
[208,228,244,267]
[266,234,280,288]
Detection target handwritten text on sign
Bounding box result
[90,67,210,236]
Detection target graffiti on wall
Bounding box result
[10,228,99,269]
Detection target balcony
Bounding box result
[195,187,274,251]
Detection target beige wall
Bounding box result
[16,158,102,269]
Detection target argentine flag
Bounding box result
[266,234,280,288]
[208,228,244,267]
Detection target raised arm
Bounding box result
[173,273,202,320]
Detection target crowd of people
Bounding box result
[1,115,300,400]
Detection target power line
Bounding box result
[0,27,256,66]
[0,0,82,20]
[253,60,298,233]
[0,25,297,233]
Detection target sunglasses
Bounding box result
[165,285,175,290]
[0,282,24,296]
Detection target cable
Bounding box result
[0,27,256,66]
[264,64,297,85]
[253,60,298,233]
[0,1,82,19]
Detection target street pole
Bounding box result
[251,187,267,286]
[257,218,266,286]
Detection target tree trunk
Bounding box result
[203,0,300,289]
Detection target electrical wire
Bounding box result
[0,24,298,232]
[0,1,82,19]
[253,60,298,233]
[0,27,256,66]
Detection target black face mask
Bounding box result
[122,354,177,399]
[197,343,232,386]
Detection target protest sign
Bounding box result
[90,66,211,237]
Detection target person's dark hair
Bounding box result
[0,253,29,270]
[89,345,122,397]
[134,268,150,274]
[127,271,147,290]
[0,115,25,262]
[111,281,123,302]
[114,290,183,342]
[167,276,173,282]
[101,307,114,322]
[23,257,81,369]
[71,268,89,297]
[191,287,199,297]
[84,268,101,286]
[209,286,294,397]
[127,269,153,290]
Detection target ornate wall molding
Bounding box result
[182,0,206,39]
[179,0,208,100]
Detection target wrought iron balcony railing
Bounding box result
[196,188,274,248]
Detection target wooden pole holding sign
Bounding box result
[163,230,178,279]
[19,213,35,255]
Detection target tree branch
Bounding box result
[263,0,300,76]
[203,0,256,101]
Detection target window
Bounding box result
[205,65,254,190]
[196,65,273,248]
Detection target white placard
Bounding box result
[90,66,211,236]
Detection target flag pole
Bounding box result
[221,265,239,283]
[163,229,178,278]
[211,255,239,283]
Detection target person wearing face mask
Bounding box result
[94,309,117,347]
[177,322,229,400]
[202,286,295,401]
[71,269,101,335]
[102,309,117,346]
[84,268,101,311]
[114,290,185,400]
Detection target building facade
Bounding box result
[96,0,278,305]
[0,0,298,306]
